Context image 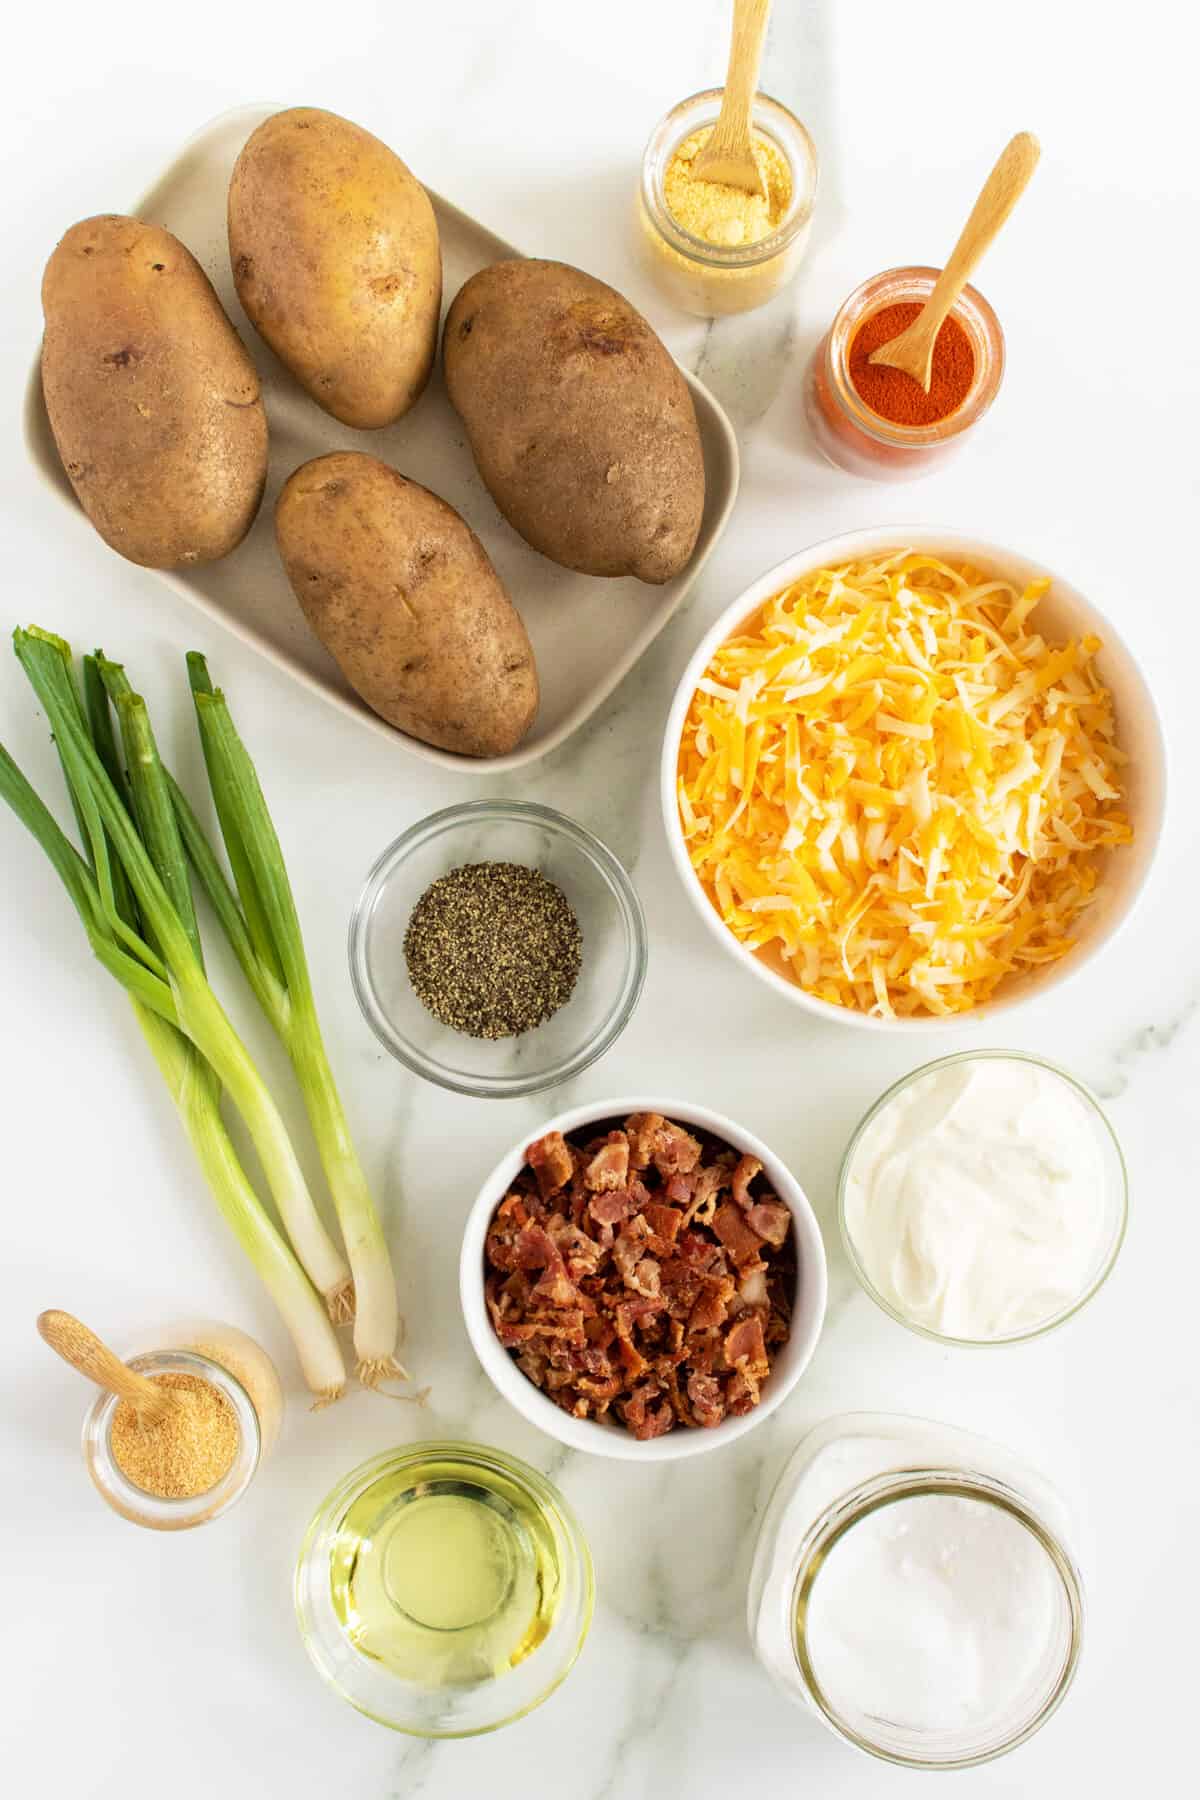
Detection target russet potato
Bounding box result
[275,451,538,758]
[444,259,705,584]
[41,215,268,569]
[229,108,441,429]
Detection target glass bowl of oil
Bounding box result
[295,1440,594,1736]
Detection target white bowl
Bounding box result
[460,1096,828,1462]
[661,525,1167,1033]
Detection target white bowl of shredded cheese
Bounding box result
[661,527,1166,1030]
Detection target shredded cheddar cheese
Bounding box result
[676,551,1132,1018]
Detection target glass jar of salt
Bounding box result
[747,1413,1084,1768]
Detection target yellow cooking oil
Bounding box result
[330,1452,562,1686]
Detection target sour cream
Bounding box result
[746,1414,1083,1765]
[841,1055,1119,1341]
[804,1489,1060,1734]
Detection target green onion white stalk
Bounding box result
[136,1009,346,1403]
[0,631,345,1401]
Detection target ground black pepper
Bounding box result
[404,862,582,1039]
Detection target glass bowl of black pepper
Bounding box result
[349,801,648,1098]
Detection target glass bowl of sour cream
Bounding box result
[837,1051,1128,1346]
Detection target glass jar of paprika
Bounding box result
[805,267,1005,480]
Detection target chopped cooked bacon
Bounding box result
[737,1265,769,1311]
[492,1318,537,1348]
[483,1112,796,1439]
[576,1373,622,1403]
[746,1200,792,1247]
[627,1256,662,1300]
[652,1122,702,1177]
[712,1202,767,1268]
[484,1229,519,1272]
[527,1130,574,1196]
[680,1161,727,1228]
[621,1381,675,1440]
[612,1214,652,1281]
[689,1271,735,1333]
[677,1229,721,1273]
[664,1171,696,1207]
[635,1405,673,1441]
[495,1305,588,1350]
[588,1188,635,1229]
[584,1315,617,1350]
[626,1112,666,1169]
[512,1219,560,1270]
[724,1313,769,1378]
[531,1259,578,1307]
[643,1203,683,1253]
[660,1257,701,1317]
[731,1155,763,1210]
[688,1370,726,1429]
[516,1347,548,1385]
[725,1369,760,1416]
[546,1214,603,1278]
[585,1132,630,1192]
[615,1293,663,1338]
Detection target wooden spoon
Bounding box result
[692,0,773,196]
[38,1309,174,1424]
[868,132,1041,392]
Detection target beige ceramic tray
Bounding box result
[24,105,740,773]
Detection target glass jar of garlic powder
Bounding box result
[638,89,818,315]
[82,1320,282,1530]
[747,1414,1084,1769]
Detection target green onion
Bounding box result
[13,632,355,1323]
[0,639,345,1402]
[178,655,404,1387]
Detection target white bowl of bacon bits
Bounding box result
[662,527,1166,1030]
[461,1098,827,1461]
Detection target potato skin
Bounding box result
[443,259,705,584]
[275,452,538,757]
[40,216,268,569]
[229,108,442,429]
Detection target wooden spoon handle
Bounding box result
[921,132,1041,337]
[38,1310,172,1420]
[712,0,772,152]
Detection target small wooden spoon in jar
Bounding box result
[868,132,1041,392]
[692,0,773,196]
[38,1309,175,1424]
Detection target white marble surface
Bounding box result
[2,2,1198,1794]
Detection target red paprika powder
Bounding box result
[848,303,975,428]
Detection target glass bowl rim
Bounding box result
[792,1465,1085,1768]
[640,86,819,268]
[293,1438,595,1737]
[347,800,648,1098]
[836,1049,1129,1346]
